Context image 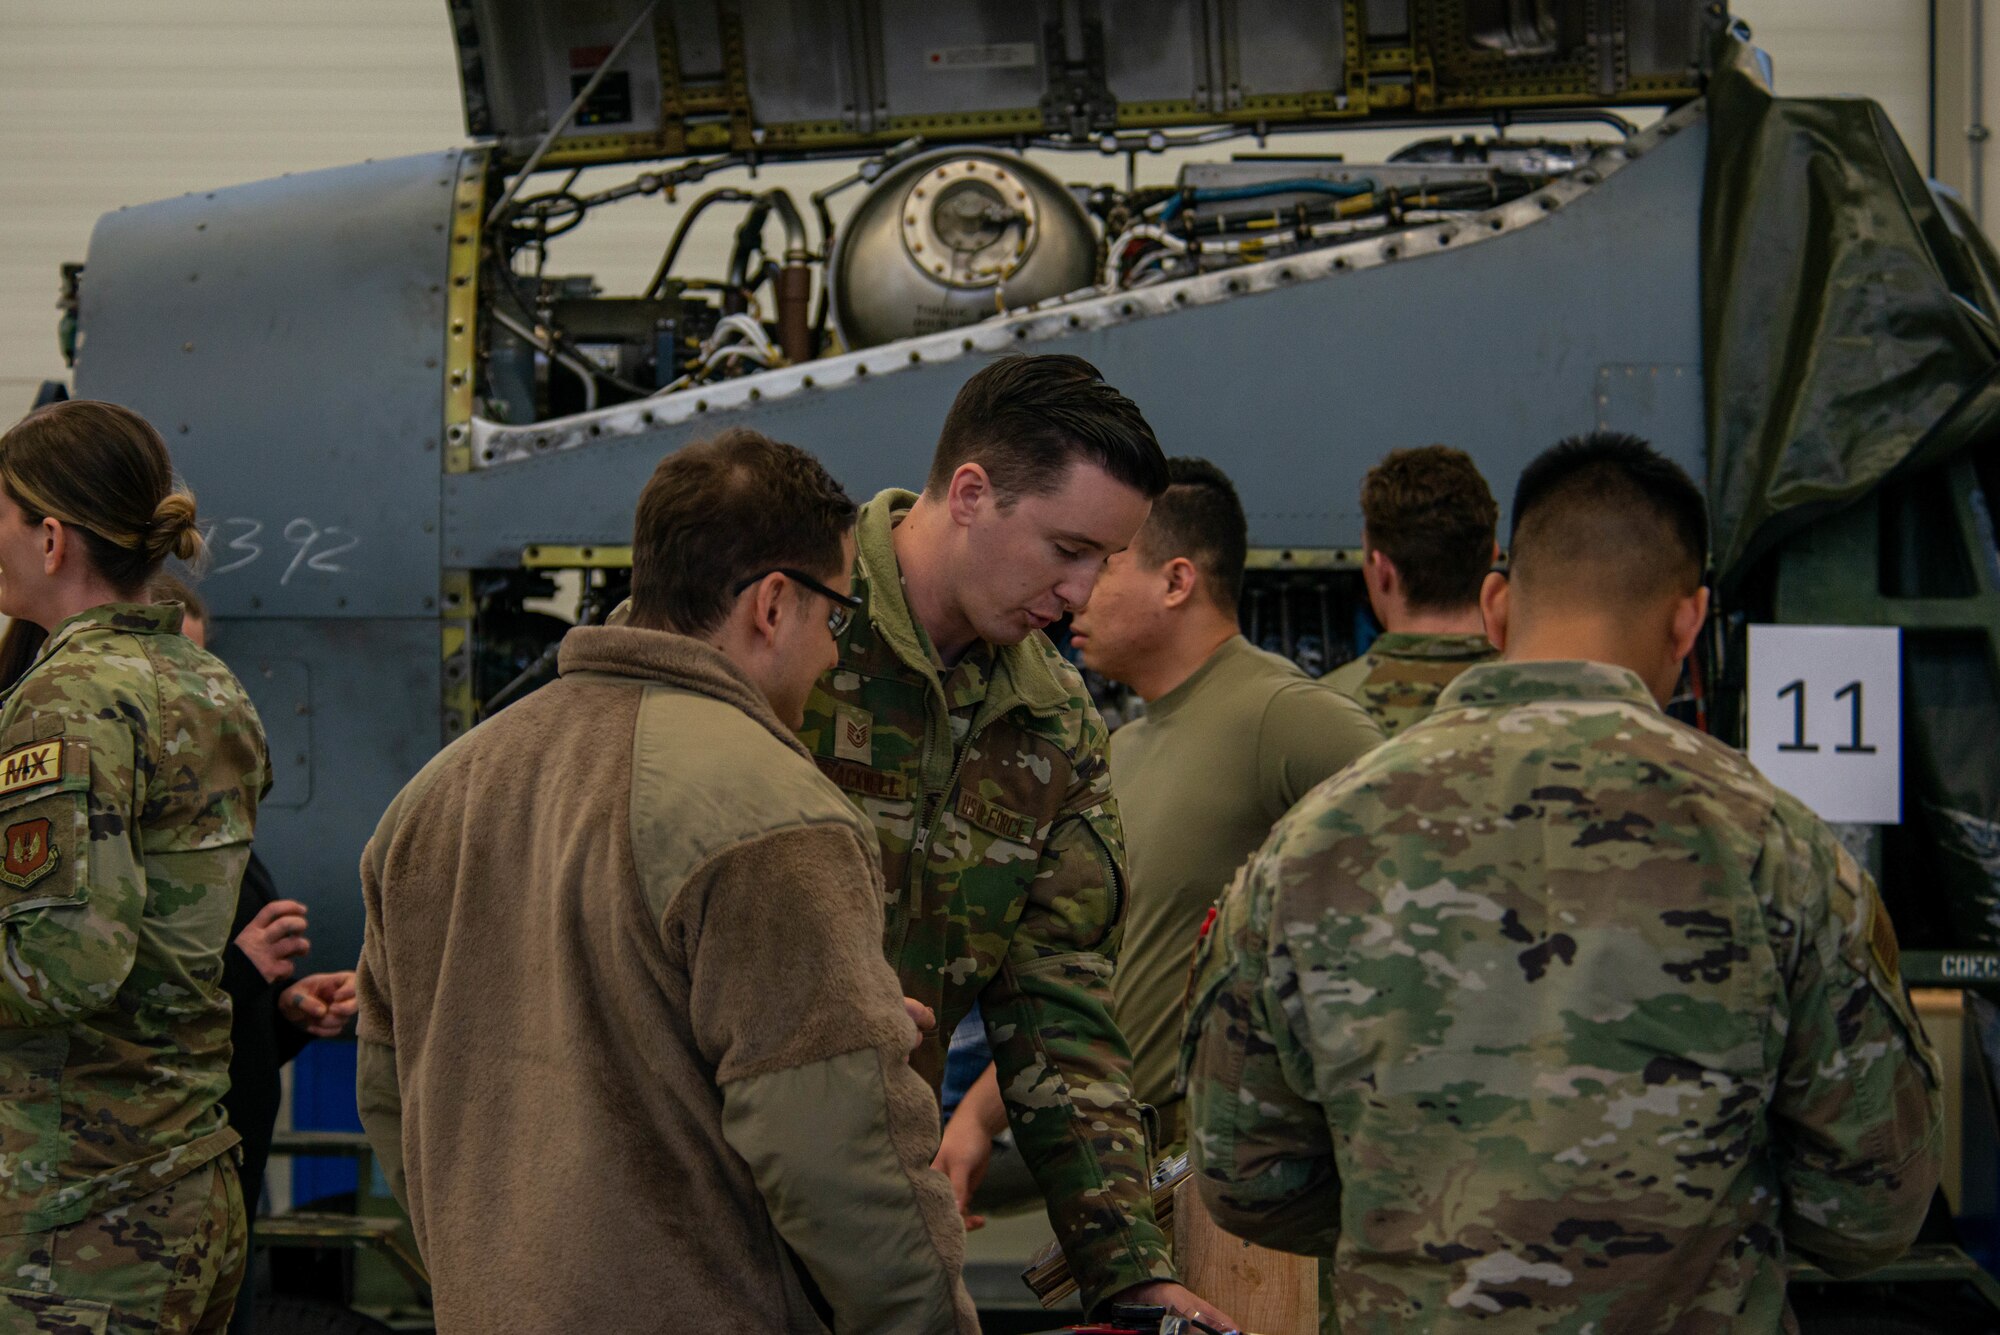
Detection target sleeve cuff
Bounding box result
[1074,1226,1177,1317]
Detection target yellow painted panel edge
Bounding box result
[443,151,485,475]
[522,544,636,569]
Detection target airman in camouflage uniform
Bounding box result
[802,355,1237,1324]
[801,488,1172,1312]
[0,603,270,1333]
[1328,445,1500,736]
[1322,631,1496,736]
[1185,433,1942,1333]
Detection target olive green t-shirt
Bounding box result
[1108,635,1384,1151]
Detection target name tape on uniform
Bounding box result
[955,791,1036,845]
[816,757,909,802]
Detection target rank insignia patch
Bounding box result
[835,705,872,763]
[1,817,57,890]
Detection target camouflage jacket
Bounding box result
[1324,631,1496,737]
[800,490,1172,1311]
[1184,660,1943,1333]
[0,603,268,1233]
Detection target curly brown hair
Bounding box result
[1359,445,1498,612]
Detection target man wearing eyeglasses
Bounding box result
[354,428,976,1333]
[798,354,1232,1328]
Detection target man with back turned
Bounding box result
[1186,432,1943,1332]
[1326,444,1498,734]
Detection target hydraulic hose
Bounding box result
[1157,177,1378,224]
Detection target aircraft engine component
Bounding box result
[832,151,1098,350]
[1469,0,1563,56]
[51,0,1742,977]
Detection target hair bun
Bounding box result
[146,490,204,566]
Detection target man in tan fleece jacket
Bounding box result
[353,428,977,1334]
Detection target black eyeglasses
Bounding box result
[731,568,865,636]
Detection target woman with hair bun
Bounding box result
[0,399,269,1331]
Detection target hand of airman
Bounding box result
[235,899,311,983]
[281,970,359,1038]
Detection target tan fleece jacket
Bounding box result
[354,625,976,1335]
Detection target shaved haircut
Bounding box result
[1135,456,1248,612]
[1508,433,1707,603]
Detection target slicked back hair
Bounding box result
[1135,456,1249,612]
[0,400,205,593]
[1359,445,1498,612]
[1508,431,1708,603]
[926,354,1168,503]
[629,428,856,635]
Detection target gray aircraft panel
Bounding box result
[444,376,968,564]
[451,1,1702,158]
[220,617,442,971]
[446,117,1707,560]
[75,151,460,621]
[61,101,1705,973]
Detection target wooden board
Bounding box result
[1171,1178,1318,1335]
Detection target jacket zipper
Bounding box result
[1089,820,1125,930]
[895,685,971,967]
[909,707,977,919]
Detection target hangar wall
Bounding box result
[0,0,1963,413]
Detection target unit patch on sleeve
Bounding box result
[0,740,62,801]
[1,817,57,889]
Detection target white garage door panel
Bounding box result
[1735,0,1933,158]
[0,2,464,403]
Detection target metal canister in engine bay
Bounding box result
[831,149,1098,349]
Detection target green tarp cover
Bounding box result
[1703,30,2000,588]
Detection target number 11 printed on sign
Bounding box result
[1775,679,1877,755]
[1747,625,1901,825]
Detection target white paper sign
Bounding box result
[1747,624,1901,824]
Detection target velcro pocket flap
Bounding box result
[0,1288,110,1334]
